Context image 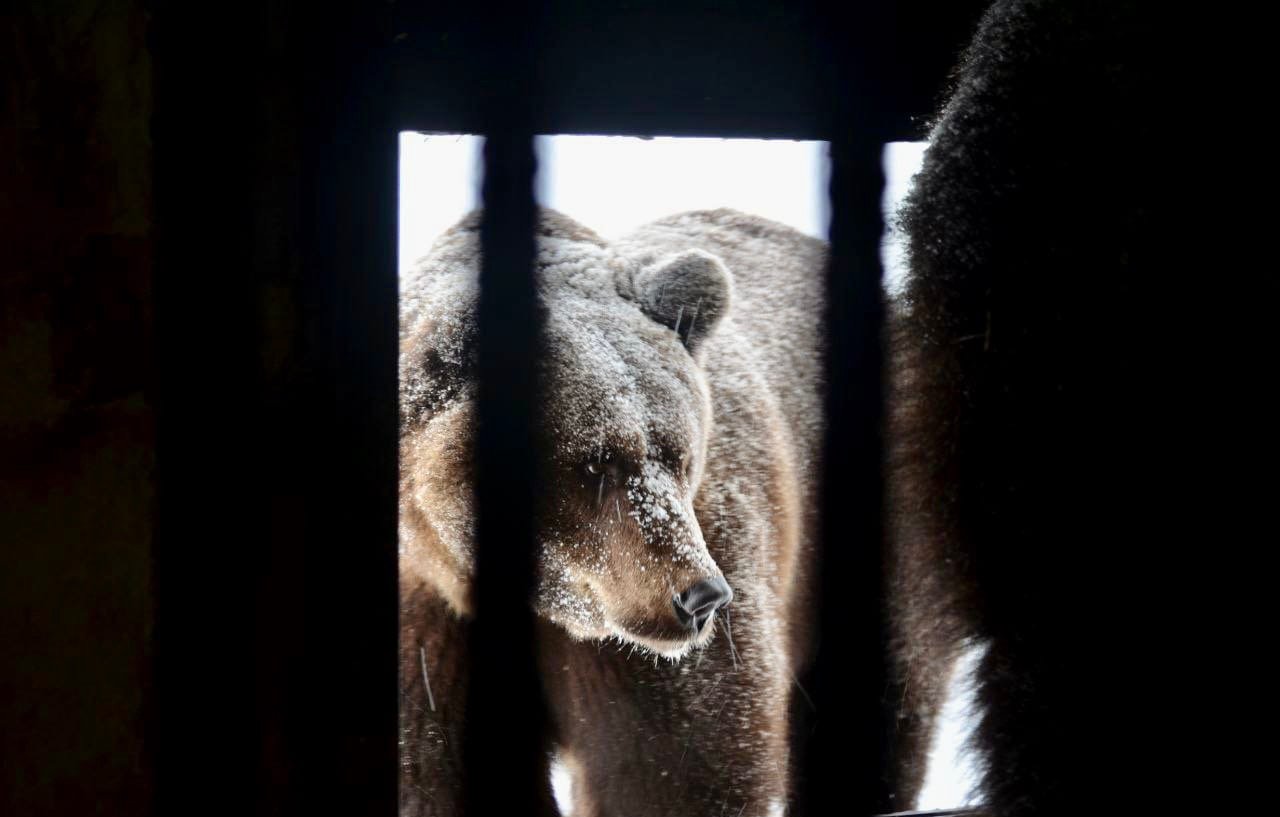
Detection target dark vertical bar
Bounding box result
[461,2,549,813]
[298,5,400,815]
[802,4,896,816]
[810,135,894,817]
[821,144,894,807]
[151,4,264,813]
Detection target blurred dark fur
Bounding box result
[885,1,1203,813]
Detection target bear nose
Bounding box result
[673,577,733,632]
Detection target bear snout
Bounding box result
[672,576,733,632]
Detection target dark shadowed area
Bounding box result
[25,2,1215,816]
[2,4,155,812]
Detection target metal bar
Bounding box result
[460,4,549,813]
[801,4,897,814]
[804,131,894,817]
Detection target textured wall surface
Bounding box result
[1,3,155,813]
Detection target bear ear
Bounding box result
[630,249,732,352]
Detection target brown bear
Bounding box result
[398,208,826,816]
[887,1,1182,815]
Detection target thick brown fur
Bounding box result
[887,1,1204,814]
[399,209,826,816]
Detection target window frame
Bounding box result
[150,2,988,814]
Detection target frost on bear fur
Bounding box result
[399,208,826,816]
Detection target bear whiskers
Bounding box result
[724,609,741,672]
[418,646,436,713]
[691,672,725,708]
[789,667,816,712]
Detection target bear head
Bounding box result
[399,210,733,659]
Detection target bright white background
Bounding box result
[398,133,976,810]
[399,134,831,271]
